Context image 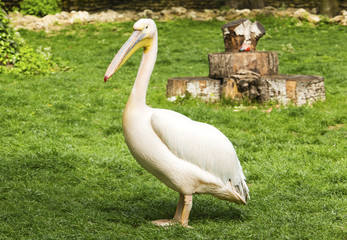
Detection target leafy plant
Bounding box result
[0,5,21,66]
[1,44,70,75]
[0,3,69,75]
[19,0,61,17]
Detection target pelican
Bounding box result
[104,19,249,227]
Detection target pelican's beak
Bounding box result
[104,30,152,82]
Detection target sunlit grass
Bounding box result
[0,17,346,239]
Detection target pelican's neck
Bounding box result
[128,32,158,108]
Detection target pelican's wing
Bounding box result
[150,108,247,188]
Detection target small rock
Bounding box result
[276,9,294,17]
[332,14,347,25]
[236,9,251,15]
[103,10,119,21]
[225,13,239,20]
[294,8,309,19]
[216,16,225,21]
[307,14,320,23]
[42,15,59,25]
[330,15,343,23]
[160,10,174,20]
[212,9,220,15]
[187,11,197,20]
[23,14,41,22]
[204,9,217,18]
[55,11,69,20]
[171,7,187,15]
[226,8,236,15]
[141,9,153,18]
[151,12,161,20]
[69,11,90,23]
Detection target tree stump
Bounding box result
[221,19,266,52]
[222,70,261,100]
[208,51,279,78]
[166,19,325,106]
[166,77,222,102]
[222,78,242,100]
[320,0,339,18]
[258,75,326,105]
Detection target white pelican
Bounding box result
[104,19,249,227]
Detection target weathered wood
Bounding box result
[222,78,242,100]
[221,19,265,52]
[222,70,261,100]
[208,51,279,79]
[166,77,222,102]
[167,18,325,106]
[320,0,340,18]
[258,75,326,105]
[167,75,325,105]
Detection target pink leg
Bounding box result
[173,193,184,221]
[180,194,193,227]
[151,193,193,228]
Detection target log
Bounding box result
[166,77,222,102]
[208,51,279,79]
[222,70,261,100]
[221,19,266,52]
[258,75,326,105]
[222,78,242,100]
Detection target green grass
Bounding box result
[1,17,346,239]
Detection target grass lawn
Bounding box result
[0,16,346,239]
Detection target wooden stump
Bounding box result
[167,20,325,106]
[166,77,222,102]
[208,51,279,78]
[222,70,261,100]
[259,75,326,105]
[222,78,242,100]
[221,19,266,52]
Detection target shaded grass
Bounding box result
[0,17,346,239]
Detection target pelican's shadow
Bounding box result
[98,193,247,226]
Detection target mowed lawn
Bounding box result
[0,17,346,239]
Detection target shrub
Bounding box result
[0,5,21,66]
[1,44,70,75]
[19,0,61,17]
[0,3,69,75]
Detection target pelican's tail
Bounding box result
[215,178,249,205]
[234,178,249,205]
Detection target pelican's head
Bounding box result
[104,19,157,82]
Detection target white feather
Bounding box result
[151,108,249,200]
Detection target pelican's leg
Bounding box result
[151,193,192,227]
[173,193,184,222]
[179,194,193,228]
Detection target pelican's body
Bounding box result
[104,19,249,227]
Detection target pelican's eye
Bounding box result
[145,26,148,29]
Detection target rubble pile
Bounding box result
[8,6,347,32]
